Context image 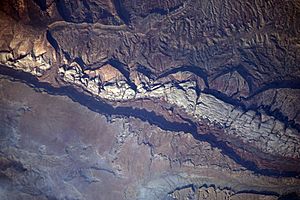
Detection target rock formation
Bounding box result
[0,0,300,199]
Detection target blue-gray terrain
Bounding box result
[0,0,300,199]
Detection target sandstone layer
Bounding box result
[0,0,300,199]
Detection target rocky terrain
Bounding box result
[0,0,300,199]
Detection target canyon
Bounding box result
[0,0,300,199]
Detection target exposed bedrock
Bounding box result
[1,77,300,200]
[57,60,300,173]
[0,0,300,199]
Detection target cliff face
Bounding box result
[0,0,300,199]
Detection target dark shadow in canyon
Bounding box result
[0,65,299,178]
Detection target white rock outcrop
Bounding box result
[59,65,300,159]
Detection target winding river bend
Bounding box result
[0,65,298,177]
